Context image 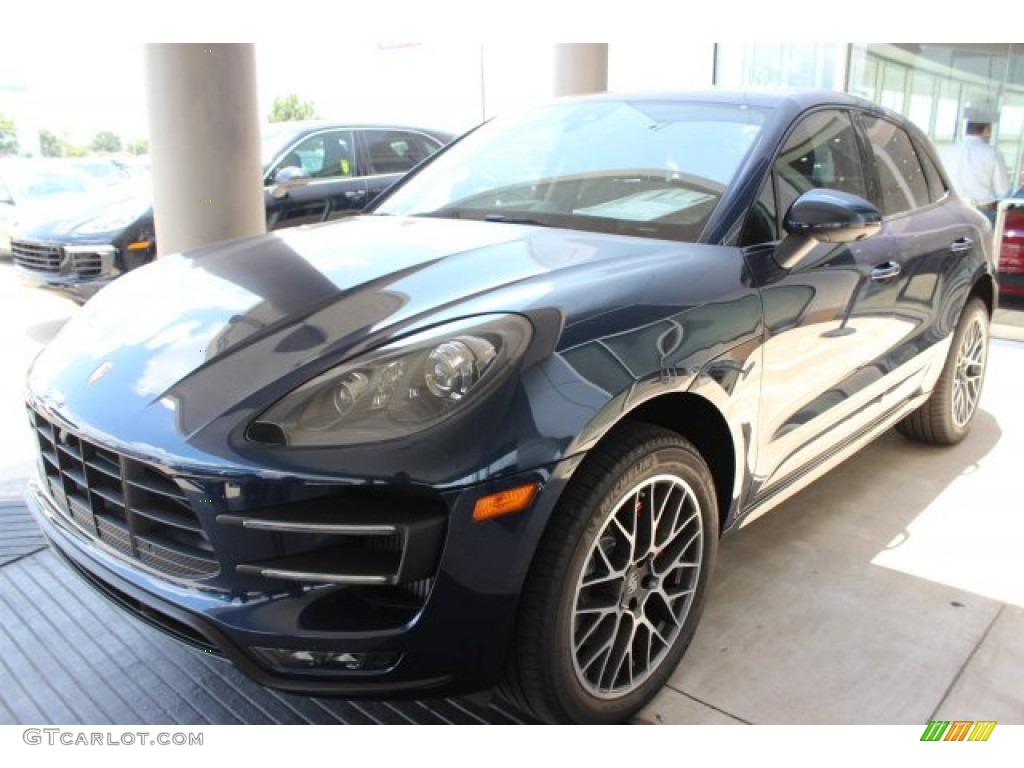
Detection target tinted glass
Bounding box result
[273,130,355,180]
[362,130,442,175]
[916,138,948,204]
[861,115,930,216]
[738,176,778,246]
[261,124,301,166]
[775,109,867,218]
[376,99,768,243]
[12,167,95,199]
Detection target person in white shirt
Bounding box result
[941,111,1011,221]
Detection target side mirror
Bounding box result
[269,166,310,199]
[274,165,309,184]
[775,189,882,270]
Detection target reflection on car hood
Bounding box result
[15,186,151,237]
[27,215,699,445]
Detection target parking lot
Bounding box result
[1,262,1022,725]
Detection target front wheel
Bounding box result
[897,297,989,445]
[503,423,718,723]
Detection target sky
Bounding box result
[0,2,1014,153]
[0,40,720,152]
[0,43,506,149]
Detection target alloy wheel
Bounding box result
[570,474,704,699]
[951,313,987,429]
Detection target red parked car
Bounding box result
[999,195,1024,297]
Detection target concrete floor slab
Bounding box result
[936,605,1024,722]
[655,342,1023,724]
[634,687,747,725]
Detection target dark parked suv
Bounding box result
[11,121,453,297]
[25,90,994,723]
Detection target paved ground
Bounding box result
[1,262,1022,725]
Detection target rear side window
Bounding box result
[916,139,948,204]
[860,116,930,216]
[361,130,442,175]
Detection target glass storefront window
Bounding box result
[715,44,842,90]
[880,62,907,112]
[908,71,935,134]
[848,53,878,101]
[934,80,961,147]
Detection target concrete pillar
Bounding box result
[553,44,608,97]
[145,44,265,257]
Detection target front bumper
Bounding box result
[24,423,576,698]
[12,239,118,282]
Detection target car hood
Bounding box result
[15,186,151,237]
[28,215,718,451]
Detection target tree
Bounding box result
[0,113,19,156]
[127,138,149,156]
[91,130,122,153]
[268,94,319,123]
[39,129,65,158]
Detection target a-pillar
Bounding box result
[145,44,266,257]
[553,44,609,97]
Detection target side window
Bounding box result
[362,130,442,176]
[860,116,930,216]
[271,130,355,181]
[774,109,868,221]
[916,139,948,204]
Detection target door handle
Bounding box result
[344,189,367,200]
[870,262,901,281]
[950,237,973,254]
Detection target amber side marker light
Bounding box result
[473,482,540,522]
[127,240,152,251]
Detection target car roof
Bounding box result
[263,120,455,140]
[558,87,901,127]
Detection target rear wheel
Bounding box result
[503,422,718,723]
[896,297,989,445]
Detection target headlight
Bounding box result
[247,314,532,447]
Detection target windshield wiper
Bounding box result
[483,214,548,226]
[409,210,551,226]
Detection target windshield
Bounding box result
[375,98,767,242]
[5,164,99,201]
[261,124,303,167]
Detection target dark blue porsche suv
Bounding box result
[24,89,995,724]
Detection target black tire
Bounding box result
[896,297,990,445]
[502,422,718,724]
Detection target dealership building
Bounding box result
[572,44,1023,187]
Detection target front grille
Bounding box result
[12,240,62,273]
[31,410,219,580]
[70,251,104,277]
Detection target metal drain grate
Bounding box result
[0,503,46,568]
[0,522,532,724]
